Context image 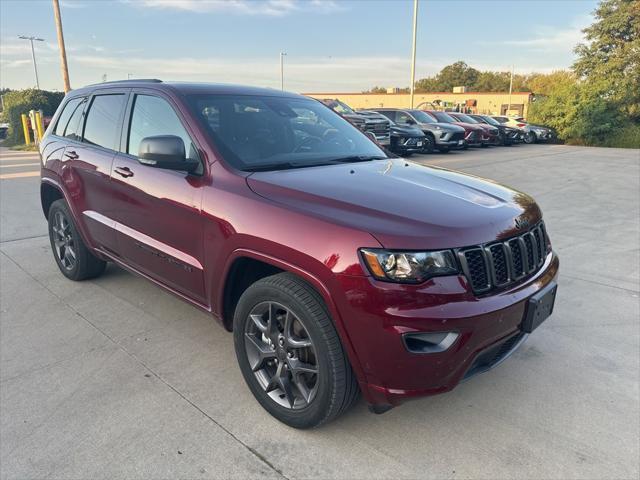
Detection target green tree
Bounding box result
[573,0,640,119]
[1,89,65,145]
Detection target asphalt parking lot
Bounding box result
[1,143,638,479]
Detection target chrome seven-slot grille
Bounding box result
[457,222,550,294]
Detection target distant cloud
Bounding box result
[493,14,591,52]
[125,0,345,16]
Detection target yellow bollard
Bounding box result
[35,111,44,141]
[21,114,31,145]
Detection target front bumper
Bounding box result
[334,252,559,408]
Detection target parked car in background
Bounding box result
[448,112,500,146]
[320,99,391,146]
[40,80,559,428]
[367,112,425,156]
[0,122,9,139]
[424,110,485,148]
[492,116,555,144]
[468,114,523,146]
[372,108,465,153]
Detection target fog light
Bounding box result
[403,331,459,354]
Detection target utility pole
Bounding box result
[409,0,418,108]
[507,64,514,115]
[280,52,287,91]
[52,0,71,92]
[18,35,44,89]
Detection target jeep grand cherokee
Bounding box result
[40,80,559,429]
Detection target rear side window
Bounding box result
[54,97,84,138]
[379,111,396,122]
[127,94,196,159]
[83,94,126,150]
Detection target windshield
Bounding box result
[325,100,355,115]
[479,115,500,126]
[452,113,478,124]
[408,110,436,123]
[431,111,457,123]
[187,95,388,171]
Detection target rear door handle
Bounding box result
[114,166,134,178]
[64,150,79,160]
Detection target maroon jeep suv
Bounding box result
[40,80,559,428]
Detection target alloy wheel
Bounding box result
[52,210,77,271]
[244,301,319,409]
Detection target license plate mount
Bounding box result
[522,282,557,333]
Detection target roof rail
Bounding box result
[85,79,163,87]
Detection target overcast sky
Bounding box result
[0,0,598,93]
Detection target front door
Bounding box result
[108,92,207,305]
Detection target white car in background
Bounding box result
[492,116,555,144]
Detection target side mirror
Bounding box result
[405,118,416,125]
[138,135,199,173]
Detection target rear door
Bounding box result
[108,90,207,304]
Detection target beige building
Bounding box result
[305,91,533,117]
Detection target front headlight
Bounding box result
[360,249,459,283]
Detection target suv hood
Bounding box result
[420,122,465,133]
[247,158,541,250]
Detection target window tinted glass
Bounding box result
[396,112,413,124]
[128,95,196,159]
[83,94,126,150]
[188,94,387,171]
[454,114,477,123]
[54,98,83,137]
[408,110,436,123]
[63,99,87,141]
[377,111,396,122]
[480,115,500,126]
[432,111,456,123]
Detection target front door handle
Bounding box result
[64,150,79,160]
[114,166,134,178]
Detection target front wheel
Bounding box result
[437,146,450,153]
[422,133,435,153]
[524,131,536,144]
[233,273,359,428]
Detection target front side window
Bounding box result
[396,112,413,124]
[188,94,387,171]
[127,95,197,159]
[83,94,126,150]
[54,97,83,138]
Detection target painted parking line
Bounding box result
[0,157,40,163]
[0,163,40,168]
[0,171,40,180]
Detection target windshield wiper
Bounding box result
[325,155,388,164]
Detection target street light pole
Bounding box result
[409,0,419,108]
[52,0,71,92]
[507,64,514,115]
[280,52,287,91]
[18,35,45,89]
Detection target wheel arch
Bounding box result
[40,181,64,219]
[218,249,368,385]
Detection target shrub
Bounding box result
[0,89,65,146]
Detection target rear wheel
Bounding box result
[233,273,359,428]
[48,199,106,281]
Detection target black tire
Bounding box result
[422,133,435,153]
[524,131,536,144]
[233,272,359,428]
[437,146,450,153]
[48,199,106,281]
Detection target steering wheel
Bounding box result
[294,135,323,153]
